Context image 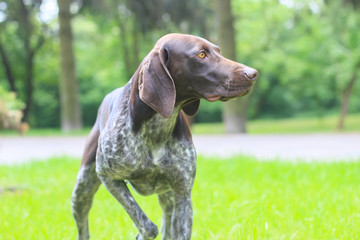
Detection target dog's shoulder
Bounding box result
[97,83,131,132]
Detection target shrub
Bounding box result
[0,86,25,130]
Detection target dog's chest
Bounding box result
[96,105,194,182]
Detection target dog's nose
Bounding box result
[244,67,258,81]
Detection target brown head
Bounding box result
[135,33,258,118]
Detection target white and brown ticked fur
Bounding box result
[71,33,258,240]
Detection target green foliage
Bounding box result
[73,17,129,126]
[1,112,359,135]
[232,0,360,121]
[191,113,360,134]
[31,38,61,128]
[0,0,359,127]
[1,156,360,239]
[0,86,24,129]
[195,100,223,123]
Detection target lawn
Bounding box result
[1,156,360,239]
[1,113,360,136]
[192,113,360,134]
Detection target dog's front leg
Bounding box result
[98,175,158,240]
[168,146,196,240]
[158,190,175,240]
[172,193,193,240]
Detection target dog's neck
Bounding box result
[128,76,181,135]
[138,106,181,148]
[128,68,193,145]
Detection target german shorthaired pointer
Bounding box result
[71,33,258,240]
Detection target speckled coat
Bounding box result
[71,33,257,240]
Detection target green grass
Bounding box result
[0,128,91,136]
[1,156,360,239]
[1,113,359,136]
[191,113,360,134]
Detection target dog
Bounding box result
[71,33,258,240]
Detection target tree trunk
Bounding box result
[337,66,359,130]
[22,50,34,123]
[118,17,141,79]
[0,39,17,92]
[118,18,133,79]
[57,0,82,132]
[214,0,248,133]
[223,99,250,133]
[132,23,140,69]
[18,0,34,123]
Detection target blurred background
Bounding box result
[1,1,360,238]
[0,0,359,135]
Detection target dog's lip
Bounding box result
[205,89,250,102]
[233,89,250,98]
[205,95,222,102]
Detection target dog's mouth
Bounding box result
[220,89,250,101]
[205,90,250,102]
[205,95,222,102]
[205,84,252,102]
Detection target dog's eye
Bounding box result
[197,51,206,59]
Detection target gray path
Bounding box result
[0,133,359,165]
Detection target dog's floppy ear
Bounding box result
[182,99,200,117]
[138,48,175,118]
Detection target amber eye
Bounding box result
[197,51,206,59]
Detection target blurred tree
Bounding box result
[214,0,249,133]
[80,0,213,78]
[325,0,360,130]
[1,0,358,130]
[57,0,82,131]
[0,0,45,123]
[0,38,16,92]
[234,0,360,130]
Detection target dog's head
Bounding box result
[137,33,258,118]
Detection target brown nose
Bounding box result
[244,67,258,81]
